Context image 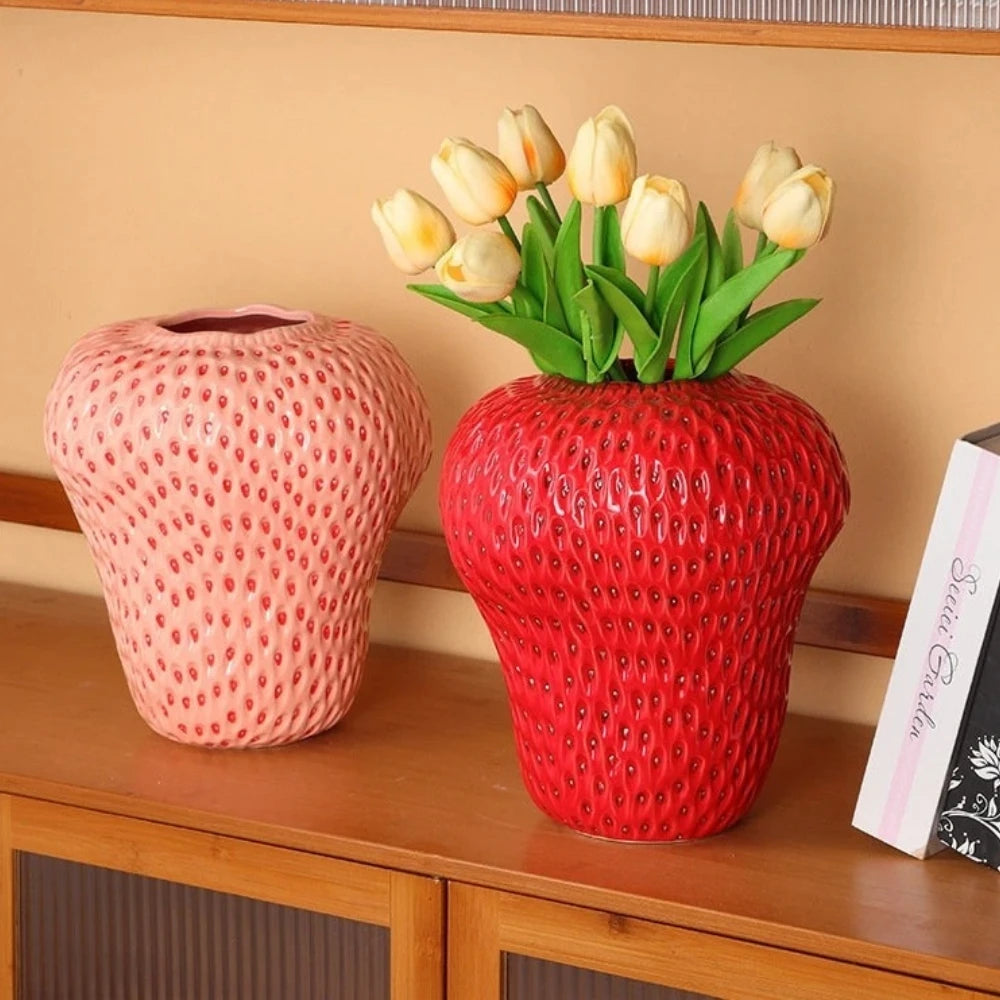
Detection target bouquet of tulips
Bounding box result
[372,105,834,384]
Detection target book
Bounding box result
[936,578,1000,869]
[853,424,1000,858]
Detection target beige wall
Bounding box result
[2,9,999,723]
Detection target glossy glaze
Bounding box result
[440,372,849,840]
[45,306,431,747]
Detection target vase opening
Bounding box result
[161,312,310,336]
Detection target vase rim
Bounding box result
[149,304,317,341]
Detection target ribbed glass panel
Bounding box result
[505,953,721,1000]
[288,0,1000,29]
[16,853,389,1000]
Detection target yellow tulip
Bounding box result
[733,141,802,231]
[431,138,518,225]
[435,231,521,303]
[761,165,835,250]
[566,105,637,206]
[621,175,694,267]
[371,189,455,275]
[497,105,566,190]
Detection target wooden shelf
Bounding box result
[1,0,999,55]
[1,581,998,994]
[0,471,907,658]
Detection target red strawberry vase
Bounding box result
[45,305,431,748]
[440,371,849,841]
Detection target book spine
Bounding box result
[854,441,1000,857]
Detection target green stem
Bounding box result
[535,183,562,225]
[605,360,629,382]
[644,265,660,318]
[498,215,521,253]
[593,206,606,267]
[753,231,768,261]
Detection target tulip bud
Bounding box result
[733,141,802,231]
[435,231,521,303]
[497,105,566,190]
[566,105,637,206]
[371,189,455,275]
[760,165,835,250]
[620,175,694,267]
[431,138,518,225]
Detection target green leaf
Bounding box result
[600,206,626,273]
[526,195,558,266]
[671,244,709,381]
[543,275,568,331]
[702,299,820,379]
[721,209,743,279]
[584,264,658,364]
[510,285,542,321]
[637,243,704,384]
[553,199,585,341]
[408,284,508,322]
[689,248,801,369]
[477,314,586,381]
[530,351,562,376]
[652,234,706,333]
[586,264,646,312]
[700,203,725,298]
[520,224,547,308]
[574,281,617,378]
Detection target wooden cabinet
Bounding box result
[2,583,1000,999]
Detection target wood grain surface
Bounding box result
[0,583,997,993]
[492,887,989,1000]
[0,472,907,658]
[0,797,12,1000]
[1,0,999,55]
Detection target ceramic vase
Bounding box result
[440,371,849,840]
[45,305,431,747]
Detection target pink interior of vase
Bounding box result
[160,311,309,335]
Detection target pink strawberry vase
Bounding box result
[44,305,431,748]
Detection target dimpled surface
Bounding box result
[45,307,431,747]
[440,372,849,840]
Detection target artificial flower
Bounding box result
[621,175,695,267]
[431,138,518,225]
[761,165,835,249]
[371,189,455,275]
[566,105,637,206]
[733,141,802,231]
[497,105,566,190]
[435,231,522,303]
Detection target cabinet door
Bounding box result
[448,883,988,1000]
[0,795,442,1000]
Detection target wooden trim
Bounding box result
[489,887,986,1000]
[0,471,907,658]
[447,883,501,1000]
[389,872,445,1000]
[1,0,999,55]
[0,471,80,533]
[0,796,13,1000]
[8,797,393,927]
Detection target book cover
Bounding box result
[853,424,1000,858]
[936,578,1000,869]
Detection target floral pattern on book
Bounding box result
[938,734,1000,868]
